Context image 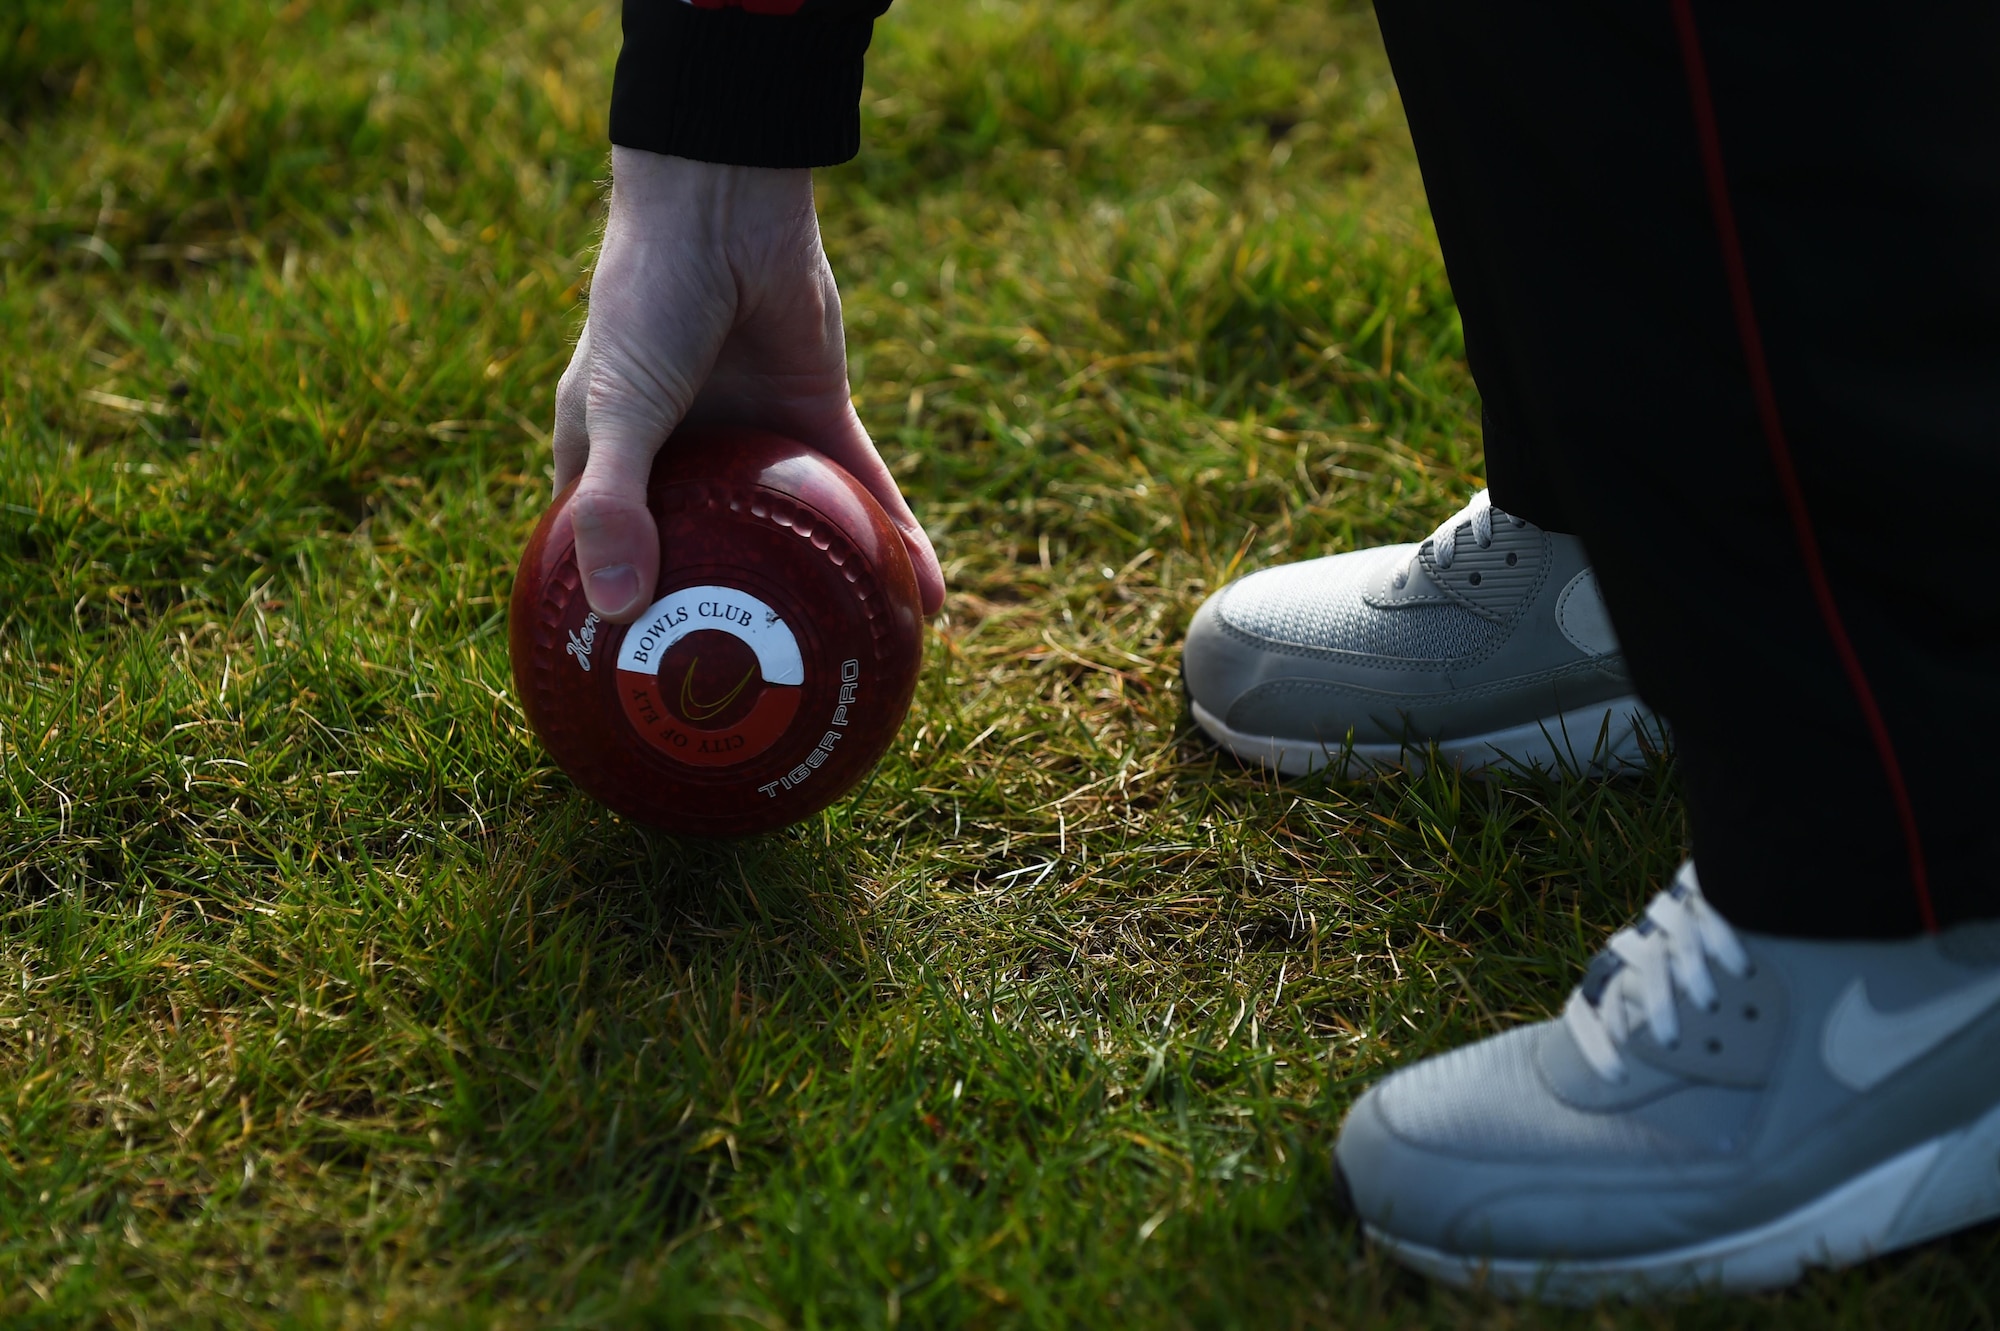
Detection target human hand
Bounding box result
[552,147,945,622]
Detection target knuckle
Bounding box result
[566,490,639,536]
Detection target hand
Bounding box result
[552,147,946,622]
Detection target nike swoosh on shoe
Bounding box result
[1821,973,2000,1092]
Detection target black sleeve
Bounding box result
[610,0,894,169]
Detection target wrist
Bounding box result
[609,148,815,234]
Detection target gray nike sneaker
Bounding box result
[1182,491,1658,776]
[1336,863,2000,1299]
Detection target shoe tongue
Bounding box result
[1367,547,1450,607]
[1538,1018,1681,1109]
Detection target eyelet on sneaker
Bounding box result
[1706,1038,1723,1054]
[1468,572,1483,586]
[1506,552,1518,566]
[1743,1005,1760,1021]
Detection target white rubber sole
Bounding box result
[1371,1094,2000,1301]
[1189,696,1662,779]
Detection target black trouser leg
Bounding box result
[1372,0,2000,937]
[1370,0,1578,535]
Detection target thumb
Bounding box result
[570,362,687,622]
[569,450,660,623]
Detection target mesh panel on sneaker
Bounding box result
[1217,547,1498,663]
[1375,1027,1680,1161]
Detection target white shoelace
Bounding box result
[1434,489,1530,569]
[1397,491,1531,588]
[1563,862,1751,1083]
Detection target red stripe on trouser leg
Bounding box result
[1666,0,1937,932]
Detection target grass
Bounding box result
[3,0,1996,1325]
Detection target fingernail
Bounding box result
[586,563,641,616]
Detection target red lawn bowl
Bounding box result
[510,426,925,837]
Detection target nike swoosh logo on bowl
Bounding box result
[1821,972,2000,1092]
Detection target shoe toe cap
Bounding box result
[1336,1024,1750,1264]
[1183,545,1419,717]
[1181,586,1263,719]
[1336,1025,1676,1253]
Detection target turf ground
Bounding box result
[5,0,1998,1325]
